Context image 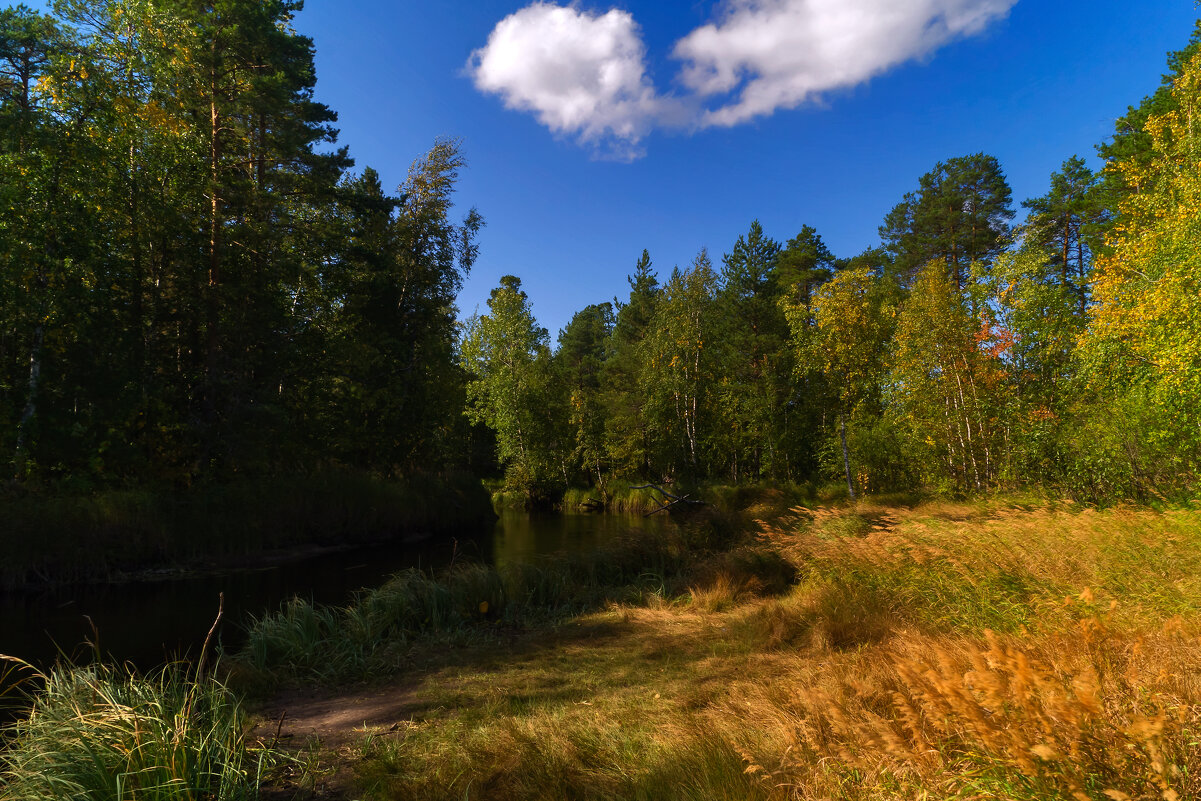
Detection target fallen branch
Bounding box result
[630,484,705,517]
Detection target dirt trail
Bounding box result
[256,683,425,751]
[251,608,713,749]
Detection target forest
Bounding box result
[3,5,1200,513]
[3,3,1201,801]
[461,21,1201,506]
[0,0,486,491]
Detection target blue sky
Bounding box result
[40,1,1201,338]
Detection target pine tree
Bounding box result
[881,154,1014,289]
[1021,156,1108,314]
[603,250,659,479]
[555,303,614,488]
[718,220,788,480]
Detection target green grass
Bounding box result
[0,660,268,801]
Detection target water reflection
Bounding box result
[1,511,665,669]
[491,510,666,568]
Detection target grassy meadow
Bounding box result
[232,498,1201,800]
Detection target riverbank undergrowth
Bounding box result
[252,500,1201,801]
[234,507,794,685]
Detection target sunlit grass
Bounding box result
[286,499,1201,801]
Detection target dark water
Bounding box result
[0,511,665,669]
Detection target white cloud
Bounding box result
[470,0,1018,154]
[674,0,1017,127]
[467,3,662,158]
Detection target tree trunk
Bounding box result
[13,324,44,477]
[205,47,222,428]
[840,414,855,501]
[1076,230,1087,316]
[1062,218,1071,288]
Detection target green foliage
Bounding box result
[880,152,1015,287]
[0,1,478,489]
[461,275,566,502]
[0,661,264,800]
[1077,48,1201,499]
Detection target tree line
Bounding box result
[462,22,1201,504]
[0,1,486,487]
[3,2,1198,506]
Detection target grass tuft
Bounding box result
[0,659,267,801]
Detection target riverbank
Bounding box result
[0,471,495,590]
[243,500,1201,800]
[496,480,847,516]
[6,499,1200,799]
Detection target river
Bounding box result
[0,510,666,669]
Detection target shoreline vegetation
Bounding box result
[499,480,851,516]
[8,497,1198,800]
[0,471,495,591]
[240,498,1201,800]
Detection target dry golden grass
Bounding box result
[721,624,1201,800]
[722,500,1201,800]
[268,500,1201,801]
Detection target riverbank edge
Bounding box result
[489,480,847,516]
[0,471,496,591]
